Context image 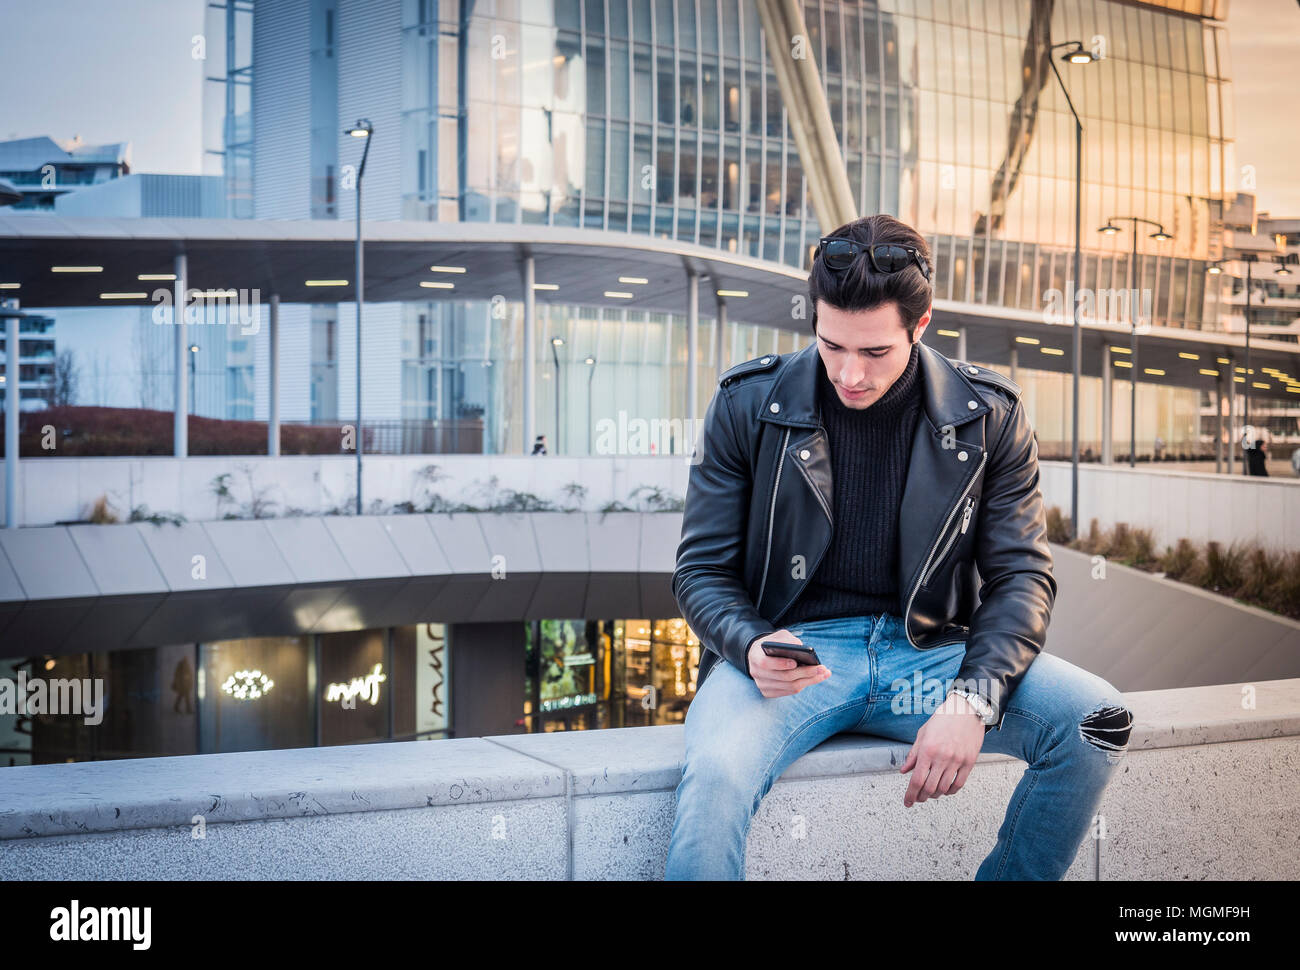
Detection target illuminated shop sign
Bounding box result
[539,692,597,713]
[325,663,387,708]
[221,669,274,701]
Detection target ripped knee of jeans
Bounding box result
[1079,702,1134,763]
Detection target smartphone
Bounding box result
[760,640,822,666]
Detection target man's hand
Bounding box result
[746,629,831,699]
[898,693,985,807]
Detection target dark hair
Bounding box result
[808,214,933,340]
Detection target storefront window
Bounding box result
[526,619,601,732]
[393,622,451,740]
[613,617,699,726]
[199,637,312,754]
[318,630,388,746]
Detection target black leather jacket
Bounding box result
[673,339,1056,731]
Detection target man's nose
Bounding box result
[838,362,867,386]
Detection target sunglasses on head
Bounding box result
[817,237,932,282]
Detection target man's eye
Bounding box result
[867,351,889,358]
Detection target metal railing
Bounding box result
[286,418,485,455]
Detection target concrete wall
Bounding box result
[1040,460,1300,554]
[7,456,1298,559]
[0,454,690,527]
[1,678,1296,880]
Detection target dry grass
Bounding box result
[1047,507,1299,622]
[86,494,119,524]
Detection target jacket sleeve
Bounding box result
[672,385,776,680]
[957,395,1057,724]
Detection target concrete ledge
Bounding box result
[2,677,1297,880]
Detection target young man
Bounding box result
[665,214,1134,880]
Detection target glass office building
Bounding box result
[223,0,1234,456]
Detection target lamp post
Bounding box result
[188,344,199,415]
[584,356,597,454]
[551,336,564,454]
[1207,259,1229,472]
[1047,39,1094,540]
[1098,216,1172,467]
[1238,252,1259,475]
[345,118,373,514]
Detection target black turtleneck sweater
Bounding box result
[779,340,924,627]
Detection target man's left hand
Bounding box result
[898,694,986,807]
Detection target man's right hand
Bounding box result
[746,629,831,698]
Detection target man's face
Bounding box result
[814,299,931,410]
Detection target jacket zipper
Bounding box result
[904,451,986,648]
[755,427,791,613]
[922,495,975,588]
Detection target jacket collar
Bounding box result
[756,338,992,434]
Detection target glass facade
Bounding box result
[2,613,713,762]
[396,0,1228,306]
[203,0,254,217]
[0,625,451,767]
[524,616,703,732]
[367,0,1234,454]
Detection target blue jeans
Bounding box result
[664,612,1133,880]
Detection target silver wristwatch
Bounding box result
[949,686,997,725]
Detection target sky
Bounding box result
[0,0,208,175]
[0,0,1297,215]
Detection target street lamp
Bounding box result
[344,119,373,514]
[188,343,199,415]
[1047,39,1095,540]
[1098,216,1172,467]
[551,336,564,454]
[584,356,597,454]
[1205,258,1231,472]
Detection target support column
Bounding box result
[1102,355,1113,465]
[1225,354,1238,475]
[4,299,19,529]
[1008,344,1018,388]
[687,269,699,424]
[522,252,535,453]
[956,326,967,363]
[174,252,188,457]
[714,295,727,385]
[1214,373,1223,475]
[268,292,280,457]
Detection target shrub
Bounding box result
[86,494,119,524]
[1202,540,1247,594]
[1159,537,1202,583]
[1045,506,1072,544]
[4,406,344,457]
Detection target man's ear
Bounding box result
[912,305,933,343]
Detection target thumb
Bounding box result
[899,745,916,774]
